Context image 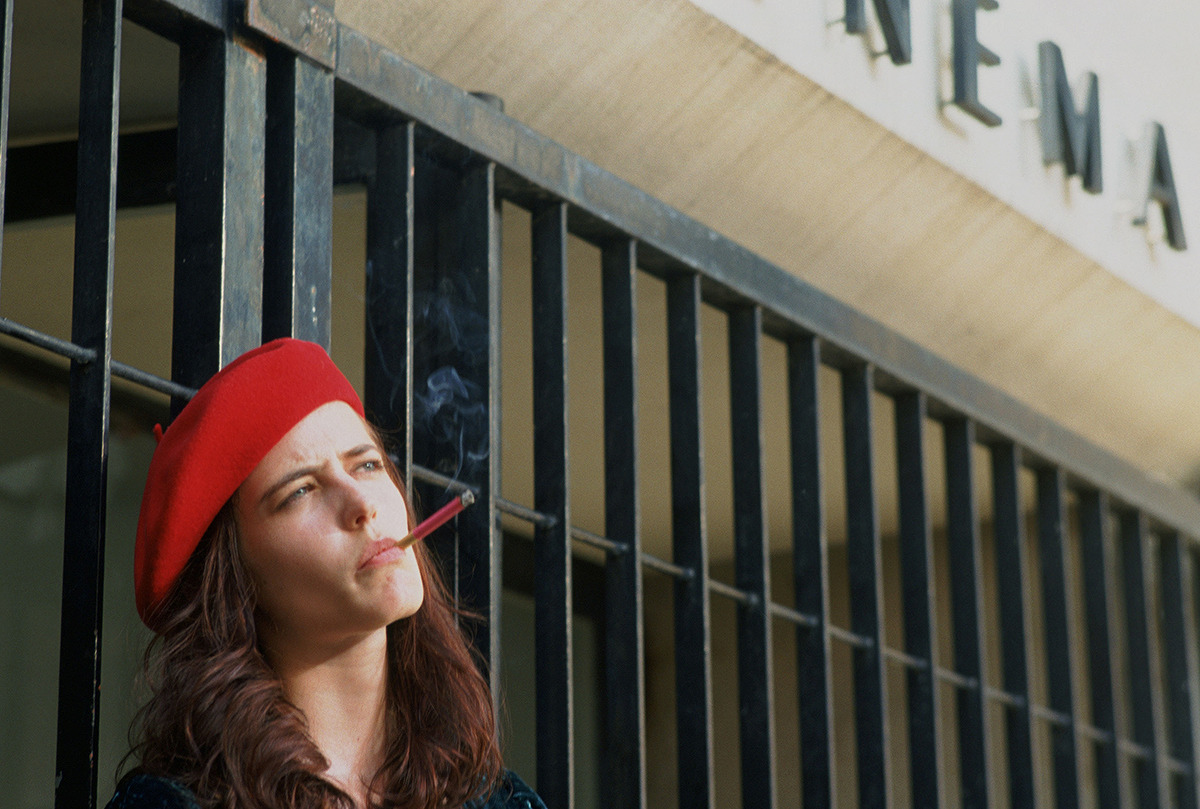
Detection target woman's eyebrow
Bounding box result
[259,465,323,506]
[342,443,379,461]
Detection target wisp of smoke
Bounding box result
[414,366,488,481]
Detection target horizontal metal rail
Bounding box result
[0,317,94,362]
[708,577,758,607]
[1118,739,1156,762]
[637,551,694,581]
[983,686,1026,710]
[767,601,819,629]
[1166,755,1196,776]
[1,318,196,399]
[111,362,196,399]
[497,496,557,529]
[570,526,624,555]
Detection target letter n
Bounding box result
[1038,41,1102,193]
[845,0,912,65]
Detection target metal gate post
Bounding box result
[173,24,266,395]
[55,2,122,807]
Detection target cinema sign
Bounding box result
[843,0,1187,250]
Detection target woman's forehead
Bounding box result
[246,402,375,480]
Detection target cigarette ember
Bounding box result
[395,490,476,549]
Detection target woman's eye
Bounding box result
[280,484,312,508]
[359,459,383,473]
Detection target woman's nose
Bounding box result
[341,480,378,528]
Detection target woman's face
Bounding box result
[235,401,423,651]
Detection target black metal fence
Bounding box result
[4,1,1200,809]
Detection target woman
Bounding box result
[107,338,544,809]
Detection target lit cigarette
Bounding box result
[395,490,476,549]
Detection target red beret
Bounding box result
[134,338,364,629]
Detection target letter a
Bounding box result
[1134,123,1187,251]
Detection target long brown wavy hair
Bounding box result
[127,448,502,809]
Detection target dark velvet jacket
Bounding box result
[105,770,546,809]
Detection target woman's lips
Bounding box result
[359,538,403,569]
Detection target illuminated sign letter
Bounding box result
[1134,123,1187,251]
[845,0,912,64]
[1038,41,1101,193]
[951,0,1001,126]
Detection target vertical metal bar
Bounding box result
[1077,491,1121,809]
[532,201,574,809]
[729,305,776,809]
[667,273,714,809]
[0,0,13,247]
[364,122,415,484]
[990,442,1035,809]
[1158,531,1199,809]
[895,392,941,809]
[411,145,475,651]
[790,335,835,809]
[601,238,646,809]
[451,160,503,704]
[55,2,120,807]
[410,142,496,674]
[1036,467,1080,809]
[944,418,989,809]
[173,27,266,397]
[262,47,334,347]
[1119,511,1162,809]
[841,363,889,809]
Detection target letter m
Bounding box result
[1039,41,1102,193]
